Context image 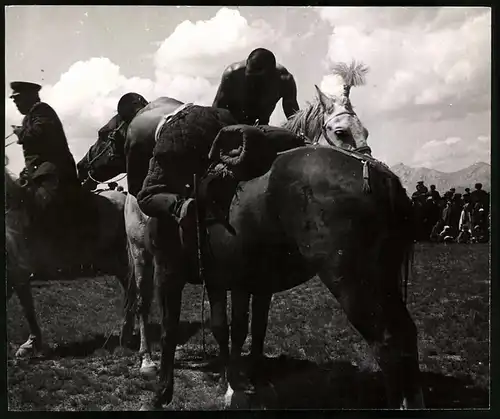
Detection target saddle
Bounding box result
[197,125,306,235]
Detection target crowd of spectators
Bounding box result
[410,181,490,244]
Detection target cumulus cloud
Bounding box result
[318,7,491,119]
[412,134,490,171]
[5,7,277,175]
[154,7,275,79]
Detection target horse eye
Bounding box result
[334,129,346,136]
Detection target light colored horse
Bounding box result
[5,168,134,357]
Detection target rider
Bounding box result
[212,48,300,125]
[136,104,238,248]
[10,81,81,226]
[110,92,149,139]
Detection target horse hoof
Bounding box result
[224,384,251,409]
[15,346,34,358]
[15,336,39,358]
[140,363,157,378]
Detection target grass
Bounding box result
[6,243,490,410]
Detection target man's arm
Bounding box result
[19,103,53,144]
[212,67,234,110]
[281,73,300,119]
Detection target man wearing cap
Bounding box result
[10,81,81,226]
[212,48,300,125]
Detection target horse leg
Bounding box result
[147,252,185,410]
[131,243,156,377]
[319,269,424,409]
[119,266,137,350]
[229,290,251,388]
[249,293,272,381]
[206,284,229,383]
[13,274,43,357]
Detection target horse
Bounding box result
[76,83,375,380]
[141,141,423,409]
[79,89,423,406]
[5,168,135,358]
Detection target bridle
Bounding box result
[322,111,372,155]
[84,121,127,186]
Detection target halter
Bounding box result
[84,121,127,185]
[321,110,371,155]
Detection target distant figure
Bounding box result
[117,185,125,192]
[212,48,300,125]
[463,187,471,204]
[429,184,441,202]
[471,224,489,244]
[423,196,440,240]
[439,225,455,243]
[430,219,445,242]
[459,202,473,232]
[108,181,118,191]
[470,183,489,214]
[457,225,472,244]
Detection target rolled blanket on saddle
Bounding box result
[208,125,306,181]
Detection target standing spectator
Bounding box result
[429,184,441,202]
[463,187,471,204]
[423,196,440,241]
[470,183,490,215]
[459,202,473,232]
[108,181,118,191]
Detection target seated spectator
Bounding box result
[457,225,472,244]
[430,219,445,242]
[439,225,455,243]
[471,224,489,244]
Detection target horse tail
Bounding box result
[386,172,415,305]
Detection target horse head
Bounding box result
[77,113,128,190]
[313,84,371,155]
[283,61,371,155]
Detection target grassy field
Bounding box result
[6,242,490,410]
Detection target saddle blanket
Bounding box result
[154,103,193,143]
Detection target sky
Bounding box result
[5,6,491,182]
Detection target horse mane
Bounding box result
[282,100,327,143]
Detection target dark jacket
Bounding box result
[139,105,237,200]
[17,101,80,212]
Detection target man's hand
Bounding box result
[11,125,23,138]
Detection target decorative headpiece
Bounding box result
[330,60,370,109]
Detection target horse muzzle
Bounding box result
[356,146,372,156]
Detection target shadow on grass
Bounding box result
[178,354,489,409]
[45,320,206,359]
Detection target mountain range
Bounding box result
[390,162,491,194]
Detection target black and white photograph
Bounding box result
[5,5,491,411]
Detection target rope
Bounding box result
[193,173,207,359]
[87,170,127,186]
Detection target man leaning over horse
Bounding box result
[9,81,86,236]
[213,47,299,125]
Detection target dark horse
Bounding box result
[77,91,423,410]
[76,85,372,378]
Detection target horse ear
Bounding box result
[315,85,333,111]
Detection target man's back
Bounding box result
[213,48,299,125]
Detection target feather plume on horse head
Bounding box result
[331,60,370,101]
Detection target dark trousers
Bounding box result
[137,191,184,221]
